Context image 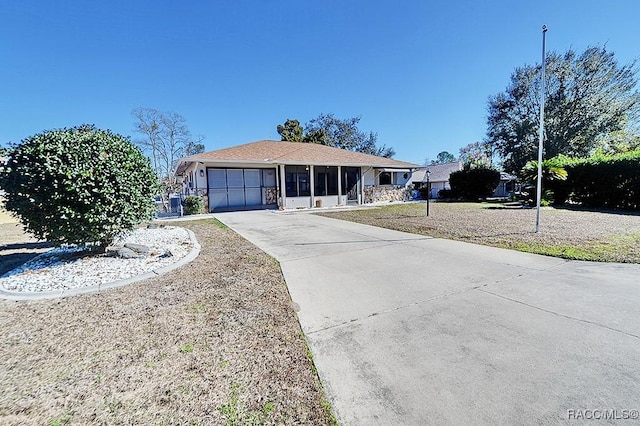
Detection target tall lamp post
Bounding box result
[425,170,431,217]
[535,24,547,233]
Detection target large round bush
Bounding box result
[449,168,501,200]
[0,124,158,249]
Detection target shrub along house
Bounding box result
[174,140,418,212]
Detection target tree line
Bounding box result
[276,113,395,158]
[459,46,640,174]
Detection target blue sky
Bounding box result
[1,1,638,164]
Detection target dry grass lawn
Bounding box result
[0,218,335,425]
[0,202,53,276]
[0,224,54,276]
[0,196,18,225]
[0,208,17,225]
[318,202,640,263]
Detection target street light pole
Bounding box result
[426,170,431,217]
[536,25,547,233]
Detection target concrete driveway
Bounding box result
[215,210,640,425]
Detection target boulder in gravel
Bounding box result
[116,247,144,259]
[124,243,150,255]
[159,249,173,258]
[105,246,124,257]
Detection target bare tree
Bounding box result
[132,108,205,210]
[132,108,162,172]
[459,141,495,169]
[156,111,191,184]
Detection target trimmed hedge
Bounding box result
[547,151,640,210]
[438,188,459,199]
[449,168,501,200]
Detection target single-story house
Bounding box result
[174,140,419,212]
[411,162,463,198]
[493,172,518,198]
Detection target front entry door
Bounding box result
[342,167,360,203]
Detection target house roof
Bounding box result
[175,140,418,175]
[412,162,462,183]
[500,172,517,181]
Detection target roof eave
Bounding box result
[177,159,418,169]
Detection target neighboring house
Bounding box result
[493,172,518,198]
[174,140,418,212]
[413,163,518,199]
[411,162,463,198]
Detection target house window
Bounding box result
[379,172,392,185]
[285,166,310,197]
[314,166,339,196]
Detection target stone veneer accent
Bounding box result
[265,187,278,205]
[364,185,412,203]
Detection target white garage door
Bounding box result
[208,168,269,211]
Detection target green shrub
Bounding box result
[449,168,501,200]
[183,195,204,215]
[543,150,640,209]
[0,124,158,250]
[416,186,429,200]
[437,188,459,199]
[519,158,568,205]
[567,151,640,209]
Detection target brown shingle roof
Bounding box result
[176,140,418,174]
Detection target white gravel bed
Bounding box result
[0,226,192,293]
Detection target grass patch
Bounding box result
[317,202,640,263]
[47,413,71,426]
[219,383,277,426]
[501,242,604,261]
[179,343,194,353]
[208,218,229,229]
[191,304,207,313]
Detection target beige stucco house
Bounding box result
[174,140,418,212]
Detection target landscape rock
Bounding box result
[124,243,150,255]
[105,246,124,257]
[159,249,173,258]
[116,247,144,259]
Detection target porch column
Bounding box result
[279,164,286,208]
[360,167,365,205]
[194,166,199,194]
[337,166,342,205]
[309,165,315,208]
